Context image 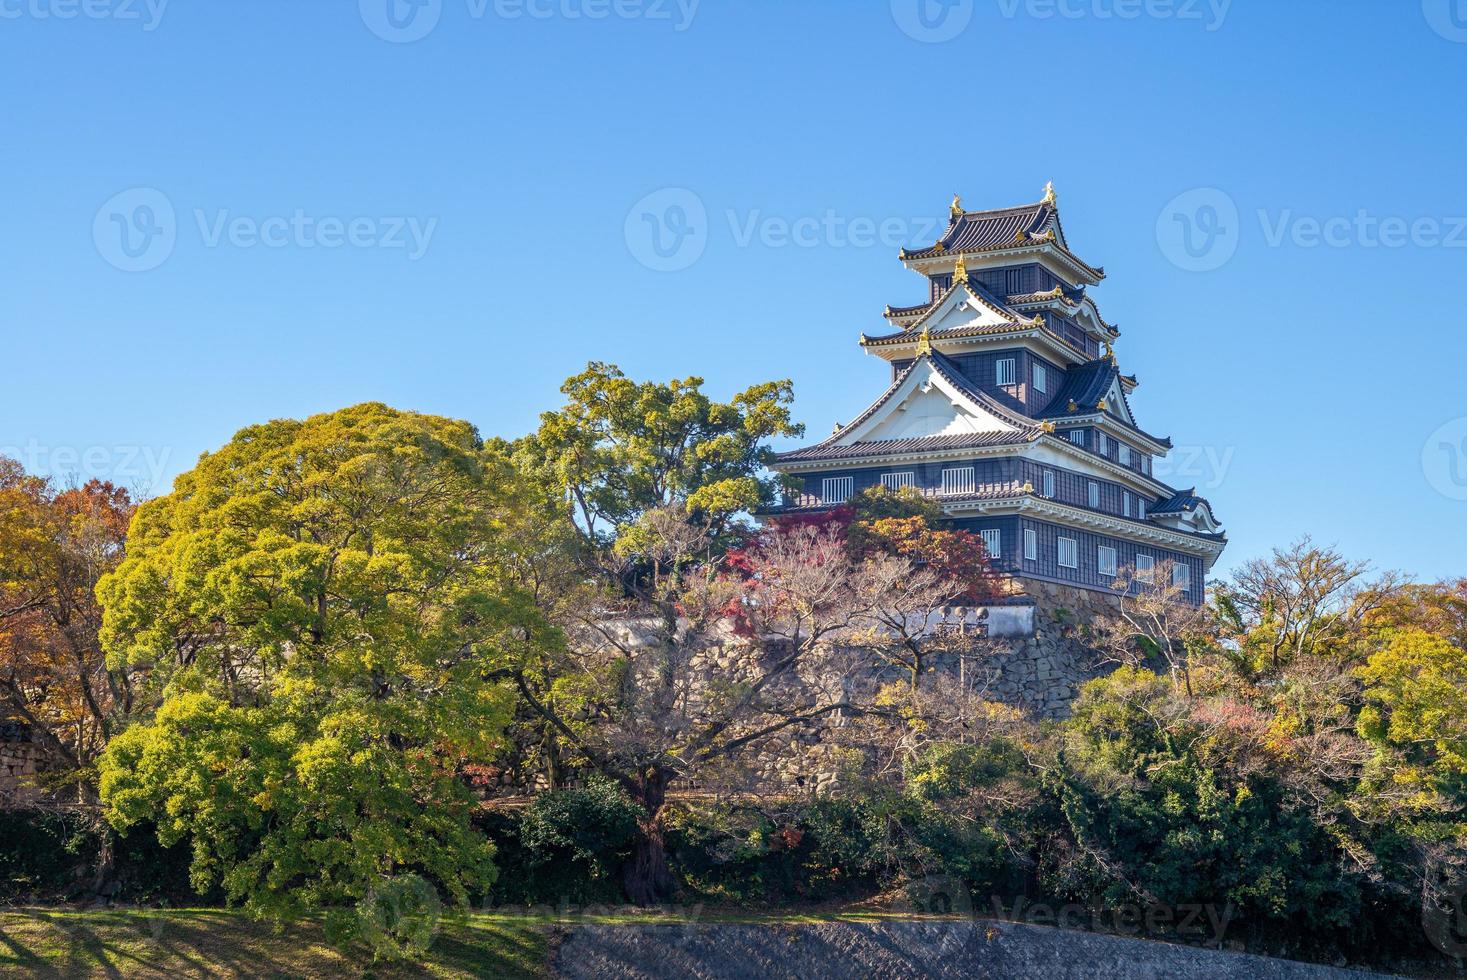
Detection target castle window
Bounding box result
[1005,267,1023,295]
[940,467,975,496]
[1097,432,1109,456]
[1024,528,1037,562]
[1042,469,1055,498]
[1172,563,1192,592]
[1138,498,1147,520]
[881,471,915,491]
[1087,481,1100,509]
[1068,429,1086,447]
[821,476,854,504]
[1098,546,1118,577]
[1033,363,1048,394]
[1123,491,1132,517]
[1118,443,1131,466]
[981,529,1002,558]
[1136,554,1155,583]
[996,358,1017,386]
[1057,537,1078,569]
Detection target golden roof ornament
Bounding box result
[1039,420,1056,433]
[952,254,968,284]
[1013,229,1028,245]
[1104,340,1115,361]
[932,242,946,254]
[1042,180,1057,206]
[1021,481,1035,494]
[1067,399,1078,413]
[915,324,933,356]
[1097,398,1109,411]
[950,193,964,217]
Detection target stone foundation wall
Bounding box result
[0,729,47,807]
[975,582,1119,720]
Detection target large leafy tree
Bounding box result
[97,403,543,924]
[517,361,802,552]
[0,461,134,799]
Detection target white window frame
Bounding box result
[980,528,1002,558]
[1057,536,1079,569]
[1032,363,1048,394]
[881,471,915,491]
[940,466,976,496]
[1087,481,1101,509]
[1123,491,1132,518]
[1023,527,1038,562]
[1042,469,1055,499]
[1098,545,1118,577]
[1118,443,1131,466]
[821,476,854,504]
[996,358,1017,386]
[1136,553,1156,583]
[1068,429,1086,447]
[1097,432,1109,456]
[1172,563,1192,592]
[1138,498,1147,520]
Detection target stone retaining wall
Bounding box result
[552,920,1392,980]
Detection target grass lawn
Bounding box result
[0,905,966,978]
[0,908,550,979]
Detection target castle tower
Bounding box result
[771,186,1226,604]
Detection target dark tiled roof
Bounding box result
[901,198,1105,281]
[776,431,1032,463]
[1037,358,1173,450]
[885,301,933,319]
[1038,359,1115,417]
[1152,489,1208,515]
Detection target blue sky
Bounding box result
[3,0,1466,581]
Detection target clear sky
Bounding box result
[3,0,1466,581]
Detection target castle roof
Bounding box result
[900,188,1105,284]
[776,351,1042,464]
[1037,358,1173,450]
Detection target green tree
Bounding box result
[97,403,541,927]
[515,361,802,552]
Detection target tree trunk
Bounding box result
[623,767,673,906]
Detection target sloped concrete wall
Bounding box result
[552,920,1391,980]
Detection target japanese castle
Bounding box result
[773,185,1226,604]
